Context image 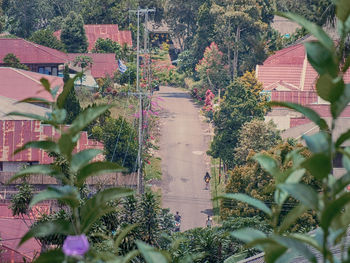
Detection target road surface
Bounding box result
[157,86,212,230]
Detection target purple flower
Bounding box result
[63,234,89,257]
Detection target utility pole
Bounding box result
[130,7,156,194]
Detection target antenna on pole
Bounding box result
[130,7,156,195]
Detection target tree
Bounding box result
[211,0,273,78]
[61,11,88,53]
[164,0,203,51]
[191,1,215,63]
[234,119,281,166]
[29,29,66,51]
[3,53,29,70]
[277,0,334,26]
[208,71,268,168]
[62,65,81,124]
[92,38,122,58]
[90,116,138,171]
[195,42,230,96]
[5,0,40,37]
[222,142,320,232]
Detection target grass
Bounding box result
[144,156,162,182]
[210,157,226,224]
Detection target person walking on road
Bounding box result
[206,215,212,228]
[204,172,211,190]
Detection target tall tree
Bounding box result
[61,11,88,53]
[208,71,268,168]
[164,0,203,51]
[5,0,39,37]
[62,65,81,124]
[191,1,215,62]
[29,29,66,51]
[211,0,273,78]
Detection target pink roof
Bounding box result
[0,120,104,163]
[0,38,68,64]
[68,53,118,78]
[0,202,47,262]
[257,43,350,94]
[0,67,63,102]
[54,24,133,51]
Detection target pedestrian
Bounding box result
[206,215,212,228]
[204,172,211,190]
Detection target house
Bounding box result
[0,67,64,103]
[68,53,118,79]
[256,43,350,130]
[0,39,68,76]
[54,24,132,51]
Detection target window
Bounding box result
[0,162,2,171]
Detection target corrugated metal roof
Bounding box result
[68,53,118,79]
[0,38,68,64]
[0,120,103,163]
[0,67,63,102]
[54,24,133,51]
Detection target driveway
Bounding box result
[157,86,213,230]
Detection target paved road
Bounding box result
[157,86,212,230]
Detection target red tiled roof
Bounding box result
[257,43,350,95]
[0,67,63,102]
[54,24,133,51]
[0,120,104,163]
[0,38,68,64]
[68,53,118,78]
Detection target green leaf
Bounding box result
[290,233,322,251]
[80,187,133,233]
[14,140,59,155]
[8,165,67,184]
[331,172,350,196]
[69,104,112,136]
[269,102,328,131]
[331,84,350,119]
[336,0,350,22]
[114,224,139,251]
[264,244,288,263]
[33,249,65,263]
[336,128,350,148]
[254,154,280,178]
[6,111,49,122]
[277,12,334,51]
[56,73,82,109]
[19,219,74,246]
[275,169,306,205]
[71,149,103,173]
[136,241,170,263]
[305,42,338,78]
[18,97,51,105]
[29,186,80,208]
[302,132,330,154]
[231,227,267,244]
[316,75,344,103]
[222,193,272,216]
[342,148,350,171]
[343,54,350,73]
[278,183,319,210]
[58,133,75,161]
[271,236,316,263]
[40,78,51,93]
[77,161,126,187]
[321,192,350,229]
[278,204,308,233]
[302,153,332,180]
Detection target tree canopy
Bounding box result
[61,11,88,53]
